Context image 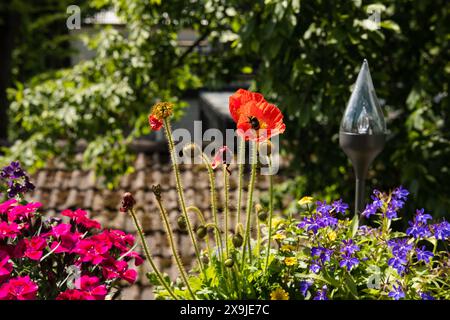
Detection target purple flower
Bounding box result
[313,285,328,300]
[309,260,321,274]
[311,247,333,263]
[0,161,35,198]
[420,292,435,300]
[339,253,360,271]
[385,203,398,219]
[361,203,378,218]
[332,199,349,214]
[388,285,405,300]
[406,221,431,239]
[388,238,413,258]
[388,257,407,275]
[432,221,450,240]
[340,239,360,255]
[316,201,333,215]
[393,186,409,201]
[416,246,434,263]
[415,209,432,224]
[299,280,313,297]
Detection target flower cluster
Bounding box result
[0,161,35,199]
[0,162,142,300]
[297,200,345,234]
[362,186,409,219]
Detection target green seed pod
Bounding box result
[258,211,268,222]
[224,258,234,268]
[196,225,207,239]
[177,216,187,231]
[232,233,244,248]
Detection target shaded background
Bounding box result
[0,0,449,223]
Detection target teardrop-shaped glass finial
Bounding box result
[340,59,386,135]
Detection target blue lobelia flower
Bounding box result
[339,253,360,271]
[309,260,321,274]
[432,221,450,240]
[416,246,434,263]
[313,285,328,300]
[420,292,435,300]
[414,209,433,224]
[340,239,360,255]
[388,285,405,300]
[392,186,409,201]
[332,199,349,214]
[299,280,313,297]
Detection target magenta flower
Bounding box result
[50,232,81,254]
[80,276,107,300]
[0,251,12,283]
[7,202,41,222]
[0,199,17,214]
[56,289,93,300]
[0,276,38,300]
[62,209,101,230]
[0,222,19,240]
[101,259,137,284]
[211,146,232,169]
[24,236,47,261]
[74,239,109,264]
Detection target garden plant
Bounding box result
[120,89,450,300]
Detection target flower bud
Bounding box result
[232,233,244,248]
[196,225,207,239]
[177,216,187,231]
[201,254,209,265]
[120,192,136,212]
[224,258,234,268]
[151,184,162,200]
[255,204,268,222]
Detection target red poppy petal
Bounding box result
[229,89,265,123]
[148,115,163,131]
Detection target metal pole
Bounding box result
[355,178,365,215]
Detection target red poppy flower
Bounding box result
[148,115,163,131]
[211,146,233,169]
[229,89,285,142]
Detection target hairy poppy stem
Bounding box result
[236,138,245,229]
[241,142,257,266]
[154,194,196,299]
[163,119,204,274]
[199,152,223,264]
[265,157,274,272]
[127,208,178,300]
[223,164,230,257]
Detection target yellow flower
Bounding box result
[272,233,286,241]
[270,287,289,300]
[151,102,174,120]
[280,244,295,252]
[298,196,314,206]
[327,230,337,241]
[284,257,297,266]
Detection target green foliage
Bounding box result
[3,0,450,214]
[152,190,450,300]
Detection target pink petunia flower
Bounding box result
[56,289,93,300]
[79,275,107,300]
[74,239,110,264]
[24,236,47,261]
[0,222,19,240]
[0,251,12,283]
[211,146,233,169]
[0,199,17,215]
[101,259,137,284]
[0,276,38,300]
[62,209,101,230]
[7,202,41,222]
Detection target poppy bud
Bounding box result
[232,233,244,248]
[256,204,268,222]
[196,225,207,239]
[151,184,162,200]
[177,216,187,231]
[224,258,234,268]
[120,192,136,212]
[202,254,209,265]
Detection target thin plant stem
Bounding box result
[200,153,223,263]
[187,206,211,256]
[236,138,245,228]
[154,195,196,299]
[163,118,204,273]
[265,157,274,271]
[241,142,257,266]
[127,208,177,300]
[223,164,230,257]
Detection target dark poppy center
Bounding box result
[248,116,260,130]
